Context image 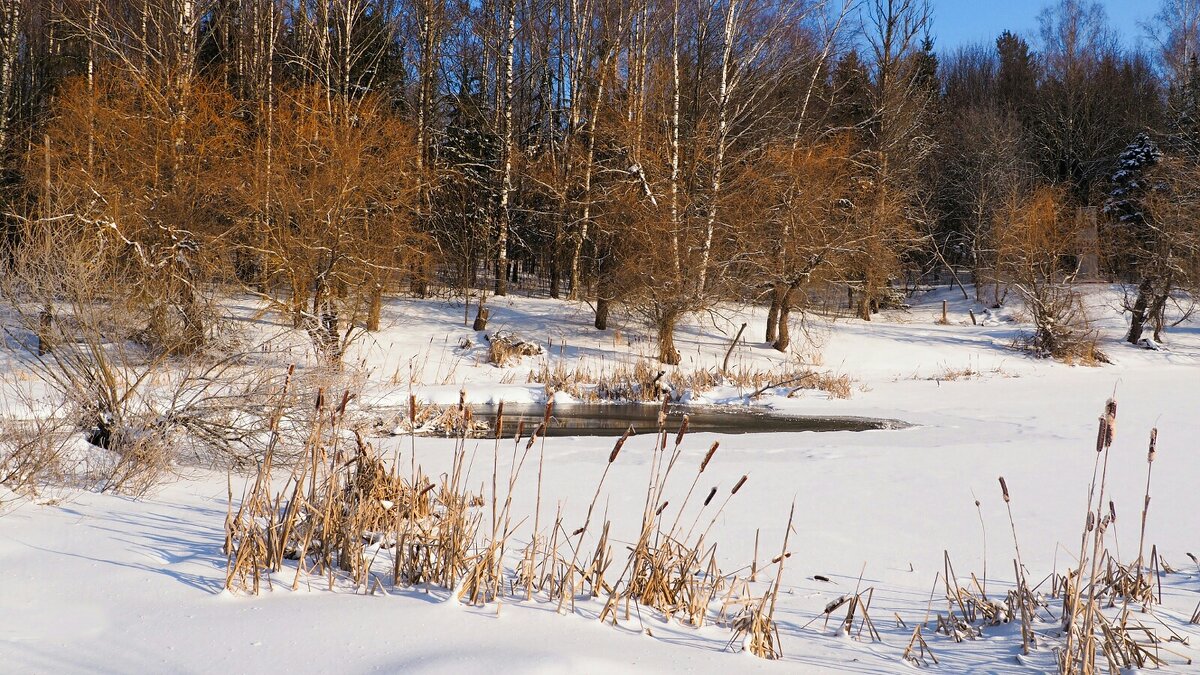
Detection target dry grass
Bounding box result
[526,357,852,402]
[208,385,1180,672]
[486,331,544,366]
[914,399,1193,674]
[222,393,801,658]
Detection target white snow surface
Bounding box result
[2,284,1199,673]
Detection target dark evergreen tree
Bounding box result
[829,50,872,130]
[995,30,1038,125]
[1103,133,1162,228]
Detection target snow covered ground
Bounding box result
[2,284,1199,673]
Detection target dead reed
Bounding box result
[526,357,852,402]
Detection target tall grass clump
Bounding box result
[222,392,803,659]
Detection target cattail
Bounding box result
[459,389,467,410]
[337,390,352,414]
[1109,500,1116,523]
[1095,416,1107,453]
[656,500,669,516]
[609,430,630,463]
[315,387,325,411]
[675,415,690,446]
[409,393,417,423]
[514,420,526,444]
[1086,511,1094,532]
[495,401,505,439]
[699,442,719,473]
[526,422,545,449]
[542,399,554,427]
[703,486,717,507]
[1104,398,1117,447]
[999,476,1010,503]
[732,475,748,495]
[1148,428,1157,463]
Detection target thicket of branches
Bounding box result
[0,0,1197,363]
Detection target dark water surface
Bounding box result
[471,403,908,437]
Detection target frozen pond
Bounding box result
[471,403,909,437]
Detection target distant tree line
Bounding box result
[0,0,1196,362]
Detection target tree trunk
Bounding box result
[1125,278,1152,344]
[1149,287,1170,343]
[594,238,615,330]
[472,300,489,331]
[292,288,304,329]
[320,303,341,363]
[765,286,782,343]
[37,306,52,356]
[494,0,516,297]
[657,311,681,365]
[594,297,610,330]
[367,284,383,331]
[548,223,561,298]
[697,0,739,294]
[773,290,792,352]
[181,284,205,353]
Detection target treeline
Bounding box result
[0,0,1197,364]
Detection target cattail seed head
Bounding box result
[526,422,545,449]
[675,415,690,447]
[699,441,719,473]
[495,401,505,439]
[315,387,325,411]
[543,400,554,427]
[703,486,717,507]
[609,430,629,463]
[515,420,526,444]
[1086,511,1094,532]
[999,476,1010,503]
[732,475,748,495]
[1095,416,1107,453]
[1148,428,1157,463]
[1104,398,1117,447]
[1108,500,1116,523]
[656,500,669,516]
[409,393,417,423]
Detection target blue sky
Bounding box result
[928,0,1157,51]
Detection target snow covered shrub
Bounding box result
[995,186,1107,362]
[0,413,78,507]
[486,330,543,366]
[0,238,326,490]
[91,427,176,496]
